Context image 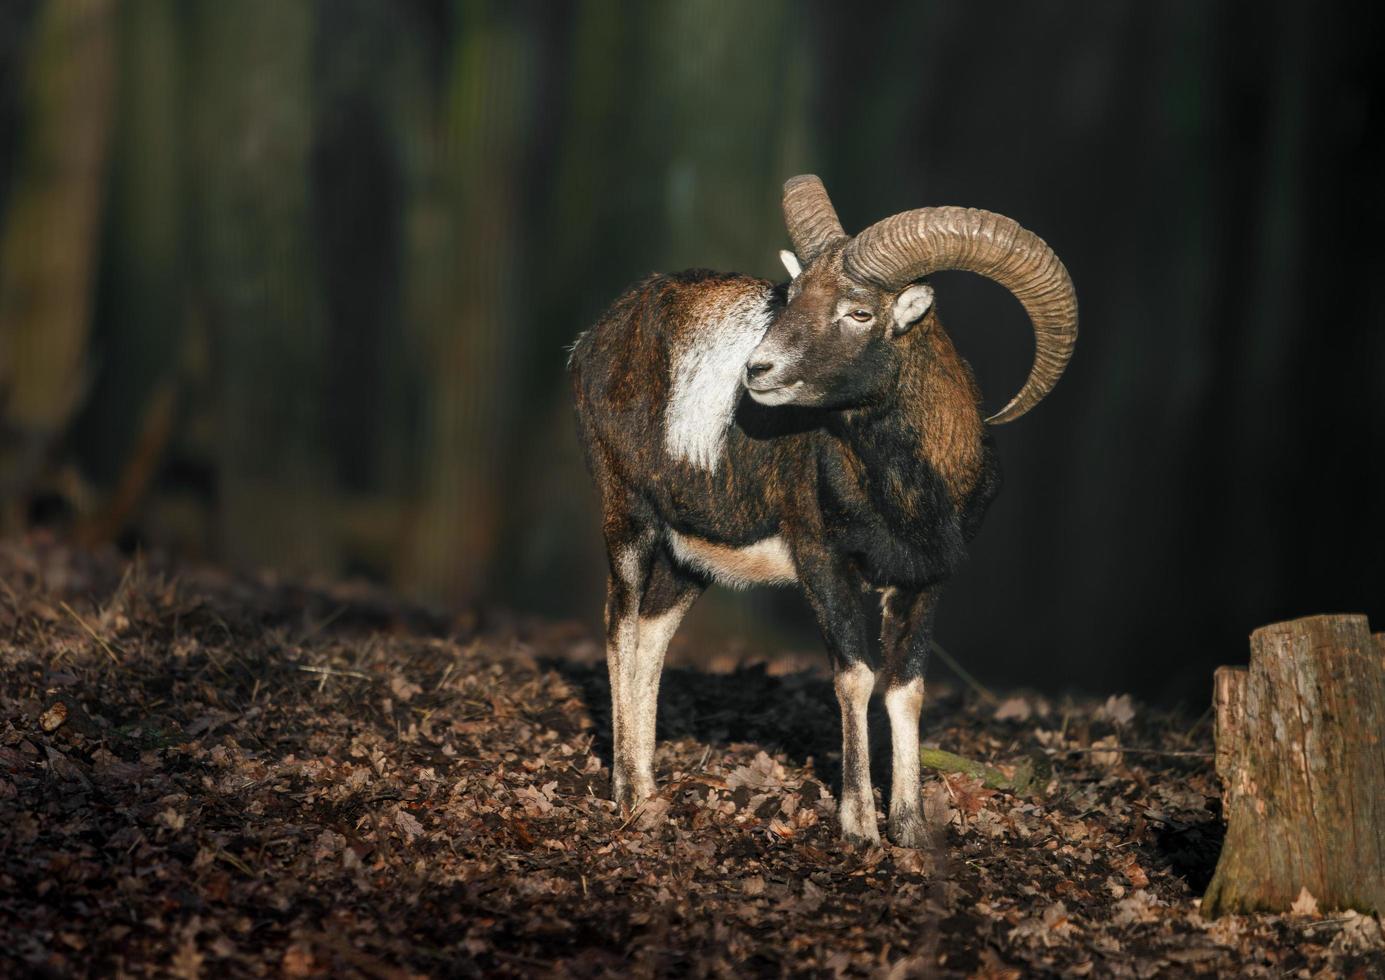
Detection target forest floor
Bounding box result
[2,538,1382,979]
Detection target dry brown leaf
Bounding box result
[993,697,1032,722]
[280,942,316,978]
[39,701,68,732]
[1097,694,1137,727]
[1089,735,1122,767]
[944,773,998,819]
[1290,886,1320,917]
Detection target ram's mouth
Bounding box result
[746,380,804,406]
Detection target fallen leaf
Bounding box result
[1098,694,1137,727]
[726,751,787,791]
[1291,886,1319,917]
[634,796,670,831]
[993,697,1032,722]
[1089,735,1122,767]
[280,942,315,978]
[944,773,997,819]
[39,702,68,732]
[393,807,424,841]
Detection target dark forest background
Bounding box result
[0,1,1381,705]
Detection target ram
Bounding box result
[568,176,1077,846]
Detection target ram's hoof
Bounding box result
[611,772,656,814]
[887,811,935,850]
[843,829,882,849]
[838,798,881,847]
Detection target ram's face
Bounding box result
[743,246,935,408]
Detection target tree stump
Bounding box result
[1203,614,1385,917]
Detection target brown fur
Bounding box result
[897,316,986,506]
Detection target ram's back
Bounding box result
[570,271,778,481]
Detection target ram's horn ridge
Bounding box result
[844,206,1077,424]
[782,174,846,262]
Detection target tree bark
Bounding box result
[1203,614,1385,917]
[0,0,116,531]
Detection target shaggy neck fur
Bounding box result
[847,317,985,507]
[663,286,774,471]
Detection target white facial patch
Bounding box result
[667,531,797,588]
[664,288,773,471]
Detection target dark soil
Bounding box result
[2,538,1381,978]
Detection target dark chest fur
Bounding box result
[815,416,1000,588]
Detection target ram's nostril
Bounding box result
[746,360,775,380]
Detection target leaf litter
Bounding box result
[1,537,1382,977]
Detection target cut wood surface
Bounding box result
[1203,614,1385,917]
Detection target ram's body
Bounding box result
[570,270,999,597]
[569,176,1075,847]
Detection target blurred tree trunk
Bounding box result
[399,4,536,606]
[65,0,184,543]
[300,0,416,580]
[184,0,331,572]
[639,0,809,275]
[0,0,116,531]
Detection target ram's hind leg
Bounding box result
[606,529,703,811]
[604,516,654,810]
[625,549,705,808]
[880,587,940,849]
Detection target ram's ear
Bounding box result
[891,283,934,336]
[779,249,802,280]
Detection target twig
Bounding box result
[216,849,254,877]
[294,663,373,681]
[60,600,119,663]
[929,640,997,705]
[296,603,348,645]
[1055,746,1213,759]
[0,574,20,613]
[1182,703,1214,742]
[1302,916,1357,930]
[616,800,649,833]
[491,951,554,970]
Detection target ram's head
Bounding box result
[743,175,1079,423]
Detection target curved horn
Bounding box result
[844,207,1078,425]
[782,175,847,262]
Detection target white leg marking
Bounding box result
[834,662,879,845]
[624,594,697,799]
[608,545,648,807]
[885,677,930,848]
[607,615,642,804]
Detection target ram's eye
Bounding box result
[847,309,873,323]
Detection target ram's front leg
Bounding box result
[795,544,879,846]
[880,586,939,848]
[834,658,878,846]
